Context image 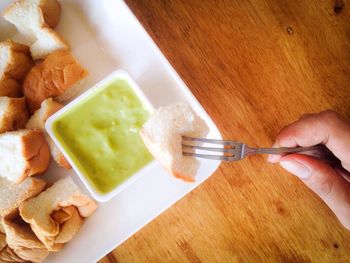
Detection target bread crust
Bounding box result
[172,171,195,182]
[23,50,88,113]
[59,195,97,218]
[26,98,72,169]
[0,40,34,82]
[55,153,71,169]
[16,130,51,183]
[39,0,61,28]
[0,97,29,134]
[0,40,33,98]
[0,232,6,251]
[0,78,22,97]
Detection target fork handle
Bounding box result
[248,145,340,165]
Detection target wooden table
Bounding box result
[99,1,350,262]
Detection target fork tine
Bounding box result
[182,144,235,153]
[182,136,238,146]
[183,152,235,161]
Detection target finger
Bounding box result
[279,154,350,230]
[270,111,350,170]
[267,142,282,163]
[268,115,317,163]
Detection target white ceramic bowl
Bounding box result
[46,70,156,202]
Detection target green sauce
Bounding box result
[52,79,153,194]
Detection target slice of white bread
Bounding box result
[0,97,29,134]
[26,98,71,169]
[19,177,96,250]
[140,102,209,182]
[2,0,68,60]
[0,129,51,183]
[0,245,27,262]
[0,40,34,98]
[0,177,46,218]
[2,217,49,263]
[9,246,48,263]
[23,50,88,113]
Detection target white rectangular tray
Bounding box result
[0,0,222,262]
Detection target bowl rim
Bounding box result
[45,69,156,202]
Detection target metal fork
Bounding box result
[182,136,340,164]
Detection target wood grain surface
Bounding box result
[99,0,350,262]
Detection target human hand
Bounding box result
[268,110,350,229]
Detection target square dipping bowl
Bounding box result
[46,70,156,202]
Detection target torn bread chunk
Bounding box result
[30,27,68,60]
[140,102,209,182]
[23,50,88,113]
[0,97,29,134]
[2,217,49,263]
[0,177,46,218]
[0,129,51,183]
[0,40,34,98]
[0,40,33,82]
[19,177,96,250]
[26,98,71,169]
[2,0,68,60]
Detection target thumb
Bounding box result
[279,154,350,230]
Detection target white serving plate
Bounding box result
[0,0,222,262]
